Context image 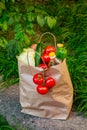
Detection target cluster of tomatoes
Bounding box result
[33,72,55,95]
[33,46,56,95]
[41,45,56,66]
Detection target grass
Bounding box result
[0,114,15,130]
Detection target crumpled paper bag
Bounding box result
[18,55,73,120]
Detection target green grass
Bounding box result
[0,114,15,130]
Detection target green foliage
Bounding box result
[37,15,45,27]
[46,16,57,29]
[67,55,87,115]
[0,114,15,130]
[0,1,56,88]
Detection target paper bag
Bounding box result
[18,58,73,120]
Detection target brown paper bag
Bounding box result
[18,58,73,120]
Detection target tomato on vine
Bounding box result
[33,73,44,85]
[38,63,48,70]
[44,46,55,54]
[36,85,48,95]
[41,53,50,63]
[45,77,55,88]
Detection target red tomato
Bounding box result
[33,73,44,85]
[45,77,56,88]
[38,63,48,70]
[36,85,48,95]
[41,54,50,63]
[44,46,55,54]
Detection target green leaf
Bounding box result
[28,12,35,22]
[26,22,33,29]
[2,21,8,31]
[11,0,15,3]
[8,17,14,25]
[46,16,56,29]
[0,9,2,14]
[0,2,5,9]
[0,21,2,27]
[14,24,23,32]
[0,37,8,48]
[23,34,30,44]
[0,114,8,126]
[0,125,15,130]
[0,38,4,48]
[14,13,21,23]
[3,37,8,45]
[37,15,45,27]
[14,32,24,41]
[35,8,41,13]
[27,6,34,12]
[26,29,35,36]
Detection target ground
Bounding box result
[0,83,87,130]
